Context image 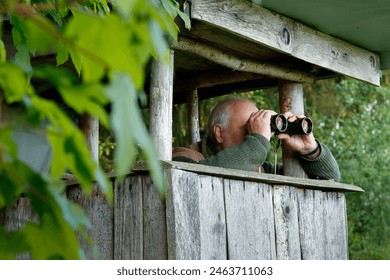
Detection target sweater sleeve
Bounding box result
[197,134,270,172]
[299,140,341,182]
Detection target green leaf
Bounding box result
[59,84,110,128]
[29,95,111,199]
[104,72,137,178]
[105,72,164,195]
[0,62,30,103]
[0,40,5,63]
[0,227,30,260]
[33,66,110,127]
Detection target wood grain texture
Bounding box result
[322,192,348,259]
[142,175,167,260]
[187,89,201,145]
[67,184,113,260]
[114,176,143,260]
[149,51,174,160]
[134,160,363,193]
[191,0,381,85]
[273,186,301,259]
[224,179,276,259]
[166,169,201,259]
[198,175,227,259]
[297,189,326,259]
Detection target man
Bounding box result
[172,98,340,181]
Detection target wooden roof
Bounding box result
[171,0,382,102]
[2,0,384,103]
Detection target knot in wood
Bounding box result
[280,27,291,46]
[369,55,376,68]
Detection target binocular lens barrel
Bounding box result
[270,114,288,133]
[270,114,313,135]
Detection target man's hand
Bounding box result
[276,112,320,158]
[246,109,277,141]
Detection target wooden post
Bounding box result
[150,50,174,160]
[79,114,99,161]
[278,81,307,178]
[187,89,200,144]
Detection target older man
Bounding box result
[172,98,340,181]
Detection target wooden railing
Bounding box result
[0,161,362,260]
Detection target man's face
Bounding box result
[221,101,259,150]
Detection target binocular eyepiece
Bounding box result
[270,114,313,135]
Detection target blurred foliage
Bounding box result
[1,0,189,259]
[173,73,390,259]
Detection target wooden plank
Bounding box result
[149,50,174,160]
[279,81,308,178]
[187,89,200,145]
[198,175,227,259]
[191,0,381,85]
[296,189,325,259]
[175,70,266,93]
[172,36,315,83]
[224,179,276,259]
[67,184,113,260]
[323,192,348,259]
[142,175,167,260]
[0,197,37,259]
[166,169,201,259]
[135,160,364,193]
[79,114,99,161]
[113,176,143,260]
[273,186,301,259]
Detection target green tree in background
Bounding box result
[0,0,189,259]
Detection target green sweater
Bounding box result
[173,134,341,182]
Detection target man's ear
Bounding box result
[213,124,224,144]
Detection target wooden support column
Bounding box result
[187,89,200,144]
[278,81,307,178]
[150,50,174,160]
[79,114,99,162]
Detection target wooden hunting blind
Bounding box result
[2,0,389,259]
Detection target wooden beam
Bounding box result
[278,81,307,178]
[187,89,200,144]
[191,0,381,85]
[79,114,99,161]
[132,161,364,193]
[171,36,315,83]
[149,51,174,160]
[175,70,265,92]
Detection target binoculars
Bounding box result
[270,114,313,135]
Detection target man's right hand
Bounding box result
[246,109,277,140]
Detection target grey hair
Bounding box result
[207,99,241,141]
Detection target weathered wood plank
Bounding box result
[191,0,381,85]
[166,169,201,259]
[172,36,315,83]
[224,179,276,259]
[149,50,174,160]
[198,175,227,259]
[273,186,301,259]
[297,189,326,259]
[279,81,308,178]
[174,70,266,93]
[67,184,113,260]
[142,175,167,260]
[114,176,143,260]
[187,89,200,145]
[134,160,363,193]
[79,114,99,161]
[0,197,37,259]
[323,192,348,259]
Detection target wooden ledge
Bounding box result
[132,160,364,193]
